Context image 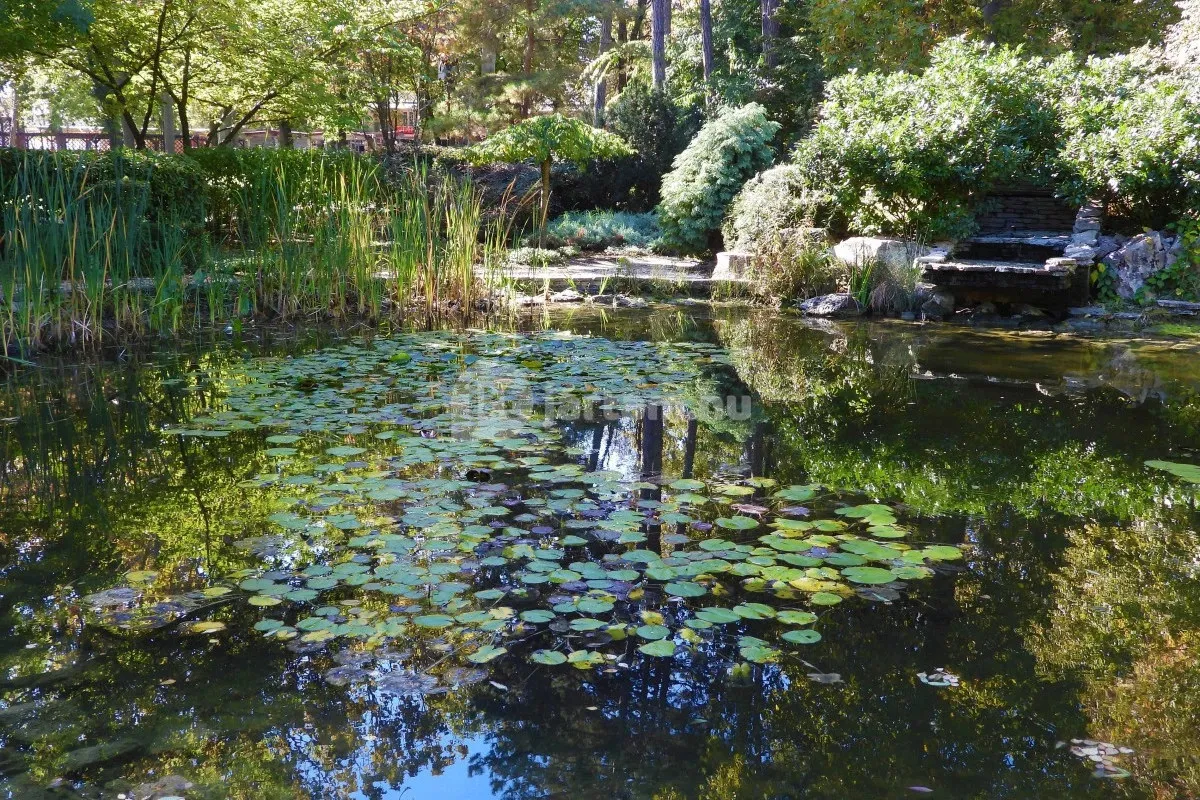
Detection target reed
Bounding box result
[0,148,505,355]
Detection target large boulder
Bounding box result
[713,251,753,281]
[1101,231,1183,299]
[798,293,864,318]
[832,237,930,271]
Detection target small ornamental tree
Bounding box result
[467,114,634,229]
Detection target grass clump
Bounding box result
[0,149,507,354]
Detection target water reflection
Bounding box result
[3,308,1200,799]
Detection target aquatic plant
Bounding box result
[0,151,504,353]
[78,331,967,690]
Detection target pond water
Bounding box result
[3,306,1200,800]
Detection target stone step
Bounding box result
[923,259,1075,277]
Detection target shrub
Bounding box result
[657,103,780,253]
[723,164,827,253]
[1056,52,1200,228]
[465,114,633,229]
[0,148,208,236]
[722,165,843,299]
[793,38,1066,239]
[506,246,573,269]
[606,83,703,207]
[526,211,661,251]
[749,233,845,301]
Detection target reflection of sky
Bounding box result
[375,736,497,800]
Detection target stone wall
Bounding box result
[976,189,1079,234]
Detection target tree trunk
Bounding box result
[617,17,629,92]
[522,0,537,117]
[279,118,294,149]
[594,14,614,127]
[481,36,498,75]
[651,0,669,90]
[10,80,23,149]
[981,0,1006,41]
[700,0,715,81]
[161,93,176,154]
[91,80,122,150]
[761,0,781,69]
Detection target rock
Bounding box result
[1072,230,1100,246]
[915,242,954,265]
[1069,305,1108,318]
[1102,231,1182,300]
[133,774,195,800]
[975,301,998,315]
[1060,318,1106,334]
[1013,303,1046,318]
[832,237,930,271]
[900,311,917,322]
[919,290,955,321]
[1064,243,1099,262]
[798,293,863,318]
[713,251,753,281]
[1074,201,1104,234]
[549,289,584,303]
[1094,235,1122,261]
[509,294,544,307]
[590,294,647,308]
[1157,299,1200,315]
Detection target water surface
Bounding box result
[3,307,1200,799]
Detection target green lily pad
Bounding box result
[841,566,897,585]
[638,639,677,657]
[531,650,567,665]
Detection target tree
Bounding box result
[761,0,781,69]
[594,10,614,126]
[650,0,669,89]
[699,0,714,82]
[467,113,633,227]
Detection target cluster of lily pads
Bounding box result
[85,331,967,687]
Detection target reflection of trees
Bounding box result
[7,314,1200,798]
[714,311,1200,521]
[1025,519,1200,794]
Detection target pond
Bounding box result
[3,306,1200,800]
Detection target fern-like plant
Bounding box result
[657,103,780,253]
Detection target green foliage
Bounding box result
[467,114,633,171]
[657,103,780,253]
[1137,218,1200,302]
[467,114,632,228]
[793,38,1066,239]
[0,148,499,351]
[722,165,842,300]
[723,165,823,253]
[528,211,661,251]
[0,148,208,236]
[1056,52,1200,228]
[808,0,977,75]
[606,83,703,205]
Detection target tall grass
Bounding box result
[0,149,506,354]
